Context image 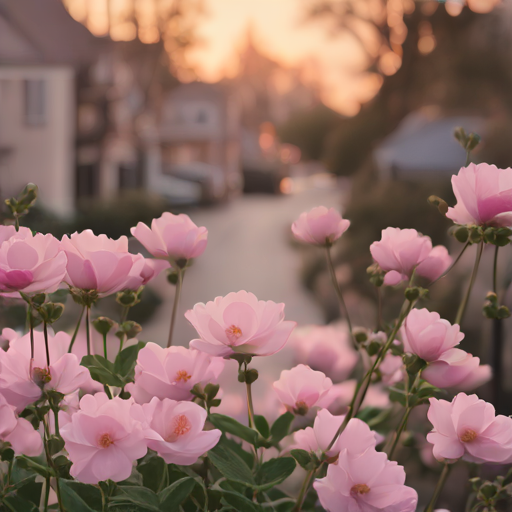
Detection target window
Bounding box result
[24,79,46,126]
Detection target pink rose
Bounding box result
[447,163,512,227]
[378,353,404,385]
[273,364,333,414]
[0,231,67,293]
[427,393,512,463]
[131,212,208,262]
[292,206,350,245]
[126,342,225,404]
[371,228,451,285]
[292,409,377,460]
[139,258,170,285]
[0,225,32,245]
[0,328,95,412]
[314,448,418,512]
[186,291,296,357]
[132,397,221,465]
[401,309,464,363]
[61,393,147,484]
[422,349,491,391]
[60,230,145,296]
[288,324,358,382]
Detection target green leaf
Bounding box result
[137,455,168,493]
[48,288,69,304]
[80,355,124,387]
[114,342,146,381]
[59,480,102,512]
[209,413,259,445]
[255,457,296,491]
[254,415,270,439]
[109,486,160,511]
[158,477,196,512]
[2,494,39,512]
[220,491,264,512]
[208,443,256,487]
[218,436,254,468]
[290,449,312,470]
[270,412,294,443]
[47,435,65,456]
[388,386,407,407]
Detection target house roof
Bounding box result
[374,109,485,175]
[0,0,104,67]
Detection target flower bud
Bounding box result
[38,302,65,324]
[70,288,99,307]
[116,289,142,308]
[453,225,469,243]
[93,317,118,336]
[167,269,179,285]
[117,321,142,340]
[469,226,483,244]
[366,340,381,356]
[427,195,448,215]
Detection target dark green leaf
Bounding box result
[59,480,102,512]
[158,477,196,512]
[388,386,407,406]
[220,491,264,512]
[270,412,294,443]
[2,494,39,512]
[48,288,69,304]
[255,457,296,491]
[209,414,258,445]
[208,444,255,487]
[109,486,160,511]
[80,355,124,387]
[137,455,168,493]
[217,436,254,468]
[290,449,312,470]
[254,415,270,439]
[47,435,65,456]
[114,342,146,381]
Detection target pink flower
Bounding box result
[0,393,42,456]
[288,324,358,382]
[370,228,434,285]
[326,381,390,412]
[0,225,32,245]
[427,393,512,463]
[61,393,147,484]
[132,397,221,465]
[131,212,208,262]
[273,365,333,414]
[447,163,512,227]
[186,291,296,357]
[125,342,225,404]
[0,232,67,293]
[0,328,95,412]
[292,409,377,460]
[60,230,145,296]
[378,353,404,385]
[314,448,418,512]
[416,245,452,282]
[401,309,464,363]
[291,206,350,245]
[139,258,170,285]
[422,349,491,390]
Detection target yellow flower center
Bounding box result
[225,325,243,343]
[98,433,114,448]
[351,484,370,495]
[175,370,192,383]
[460,429,478,443]
[32,367,52,385]
[166,414,192,442]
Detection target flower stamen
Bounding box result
[175,370,192,383]
[167,414,191,442]
[225,325,243,343]
[98,433,114,448]
[32,367,52,386]
[460,429,478,443]
[351,484,370,495]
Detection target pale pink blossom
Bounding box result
[422,349,491,390]
[379,353,404,385]
[326,381,390,413]
[370,228,434,285]
[288,324,358,382]
[131,212,208,262]
[125,342,225,404]
[314,448,418,512]
[60,230,145,296]
[447,163,512,227]
[273,365,333,414]
[0,232,67,293]
[0,226,32,245]
[0,393,42,456]
[186,291,296,357]
[291,409,377,460]
[61,393,147,484]
[401,309,464,363]
[416,245,452,282]
[292,206,350,245]
[427,393,512,463]
[0,328,95,412]
[139,258,170,285]
[132,397,221,465]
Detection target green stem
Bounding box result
[245,368,256,429]
[424,463,451,512]
[86,306,91,356]
[430,241,470,286]
[120,305,130,323]
[43,321,50,367]
[28,306,35,362]
[293,468,315,512]
[167,268,183,348]
[376,286,383,331]
[493,245,499,294]
[68,306,85,353]
[387,407,412,460]
[103,333,108,360]
[455,241,484,326]
[14,215,19,232]
[325,246,355,346]
[43,475,50,512]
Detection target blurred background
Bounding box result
[1,1,512,508]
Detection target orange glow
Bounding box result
[379,51,402,76]
[468,0,501,13]
[445,1,464,16]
